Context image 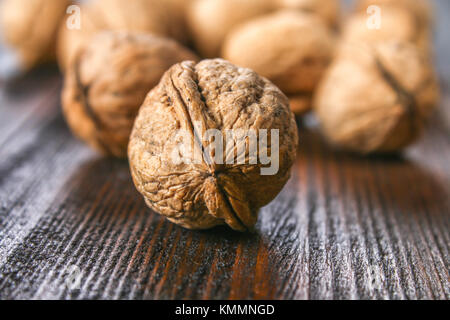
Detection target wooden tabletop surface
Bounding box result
[0,1,449,300]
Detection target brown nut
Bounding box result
[343,7,430,53]
[314,40,439,154]
[186,0,275,58]
[276,0,341,29]
[57,0,189,71]
[222,11,335,114]
[62,31,198,158]
[128,59,299,231]
[0,0,70,71]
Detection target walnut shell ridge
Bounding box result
[314,41,439,154]
[62,31,198,158]
[128,59,298,231]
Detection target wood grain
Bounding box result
[0,0,449,300]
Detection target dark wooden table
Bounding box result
[0,1,449,300]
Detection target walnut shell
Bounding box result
[62,31,198,158]
[314,41,439,154]
[343,7,430,53]
[276,0,341,29]
[0,0,70,70]
[187,0,275,58]
[128,59,298,231]
[57,0,189,71]
[222,11,335,114]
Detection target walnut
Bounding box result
[314,41,439,154]
[57,0,189,71]
[0,0,70,71]
[62,31,198,158]
[186,0,275,58]
[276,0,341,29]
[343,6,430,53]
[222,11,335,115]
[128,59,298,231]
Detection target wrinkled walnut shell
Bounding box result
[0,0,70,70]
[314,41,439,154]
[62,31,198,158]
[222,11,335,114]
[128,59,298,231]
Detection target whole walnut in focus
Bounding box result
[223,11,336,115]
[62,31,198,158]
[0,0,70,71]
[187,0,275,58]
[343,7,430,53]
[314,41,439,154]
[57,0,189,71]
[276,0,341,29]
[355,0,433,29]
[128,59,298,231]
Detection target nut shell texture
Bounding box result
[128,59,298,231]
[0,0,69,70]
[62,31,198,158]
[314,41,439,154]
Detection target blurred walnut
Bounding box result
[128,59,298,231]
[187,0,275,58]
[343,7,430,53]
[355,0,433,29]
[62,31,198,158]
[276,0,341,29]
[0,0,70,71]
[314,41,439,154]
[57,0,189,71]
[223,11,335,115]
